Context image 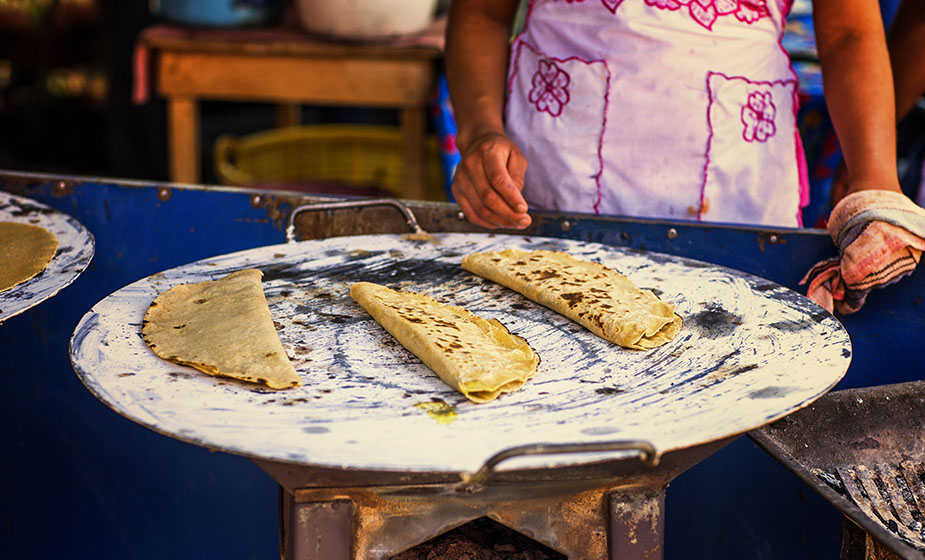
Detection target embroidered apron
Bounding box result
[505,0,809,226]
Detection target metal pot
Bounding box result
[151,0,284,28]
[295,0,439,39]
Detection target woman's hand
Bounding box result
[452,132,532,229]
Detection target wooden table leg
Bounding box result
[167,96,201,184]
[275,104,302,128]
[400,106,427,201]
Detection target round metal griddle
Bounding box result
[1,190,95,323]
[70,233,850,474]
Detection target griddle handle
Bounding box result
[285,198,426,242]
[457,440,661,493]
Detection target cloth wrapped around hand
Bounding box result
[801,190,925,314]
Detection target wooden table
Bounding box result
[137,23,443,200]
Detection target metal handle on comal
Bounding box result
[457,440,661,493]
[286,198,426,242]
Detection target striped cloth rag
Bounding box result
[801,189,925,314]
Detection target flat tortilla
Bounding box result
[461,249,681,350]
[0,222,58,293]
[350,282,539,403]
[141,269,301,389]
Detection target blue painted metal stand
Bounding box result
[2,171,922,559]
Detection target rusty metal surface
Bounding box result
[288,479,650,559]
[284,497,354,560]
[751,380,925,559]
[266,438,729,560]
[610,491,664,560]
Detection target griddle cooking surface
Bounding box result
[1,190,94,323]
[71,234,850,473]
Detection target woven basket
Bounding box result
[214,124,445,200]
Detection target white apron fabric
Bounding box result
[505,0,808,227]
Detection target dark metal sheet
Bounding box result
[751,381,925,559]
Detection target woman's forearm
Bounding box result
[445,0,519,153]
[887,0,925,121]
[813,0,901,193]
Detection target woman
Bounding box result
[445,0,902,229]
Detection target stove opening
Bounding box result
[389,516,568,559]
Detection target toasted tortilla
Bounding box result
[0,222,58,293]
[350,282,539,403]
[461,249,681,350]
[141,269,301,389]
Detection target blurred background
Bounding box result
[0,0,456,194]
[0,0,921,225]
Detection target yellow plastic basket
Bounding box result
[214,124,446,200]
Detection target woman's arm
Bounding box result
[887,0,925,121]
[446,0,532,229]
[813,0,902,196]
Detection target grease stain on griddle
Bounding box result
[320,258,464,288]
[318,312,351,324]
[302,426,330,434]
[259,262,308,283]
[686,303,743,337]
[749,386,798,399]
[595,386,625,396]
[581,425,619,436]
[414,400,457,424]
[767,318,812,331]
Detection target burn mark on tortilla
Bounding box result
[432,318,459,330]
[534,268,560,280]
[561,292,584,307]
[194,298,208,304]
[173,324,186,329]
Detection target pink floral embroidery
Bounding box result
[564,0,624,11]
[735,0,769,22]
[643,0,768,30]
[741,90,776,142]
[529,59,571,117]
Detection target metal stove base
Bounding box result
[280,481,664,559]
[259,437,732,560]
